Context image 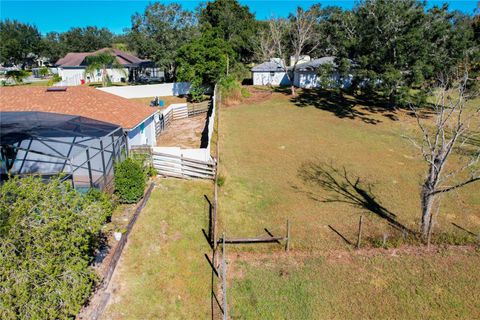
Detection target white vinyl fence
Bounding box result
[154,103,188,136]
[97,82,192,98]
[152,148,215,179]
[150,85,218,179]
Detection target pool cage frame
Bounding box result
[1,112,128,192]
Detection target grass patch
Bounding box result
[103,179,212,319]
[230,250,480,319]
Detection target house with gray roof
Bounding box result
[251,58,292,86]
[293,56,352,89]
[252,56,353,89]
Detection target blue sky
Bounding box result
[0,0,478,34]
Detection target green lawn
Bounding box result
[103,179,213,320]
[217,89,480,318]
[230,249,480,319]
[218,90,480,251]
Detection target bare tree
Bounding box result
[255,28,277,63]
[409,71,480,241]
[266,7,320,96]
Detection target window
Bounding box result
[270,71,275,76]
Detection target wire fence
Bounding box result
[205,84,292,320]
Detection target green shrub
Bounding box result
[6,70,30,84]
[47,74,62,86]
[0,176,108,319]
[146,165,157,178]
[219,75,248,105]
[39,66,50,77]
[114,158,146,203]
[84,188,117,221]
[241,87,251,98]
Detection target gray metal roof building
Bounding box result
[251,60,286,72]
[294,57,337,72]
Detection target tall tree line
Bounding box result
[1,0,478,99]
[0,21,119,66]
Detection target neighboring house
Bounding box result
[55,48,161,86]
[251,58,292,86]
[0,86,159,148]
[252,56,353,89]
[294,56,354,89]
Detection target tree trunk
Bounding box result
[389,86,397,108]
[420,184,434,239]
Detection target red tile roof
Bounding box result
[0,86,157,130]
[55,48,147,67]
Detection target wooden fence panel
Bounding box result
[188,101,210,117]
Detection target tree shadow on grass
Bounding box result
[275,87,406,124]
[295,161,415,235]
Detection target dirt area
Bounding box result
[156,114,208,148]
[221,85,273,107]
[130,95,187,107]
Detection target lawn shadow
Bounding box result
[275,88,407,124]
[202,194,214,249]
[295,161,415,235]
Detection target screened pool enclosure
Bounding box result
[0,111,128,191]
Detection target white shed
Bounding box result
[251,58,291,86]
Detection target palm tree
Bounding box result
[84,50,126,87]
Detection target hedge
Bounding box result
[0,176,114,319]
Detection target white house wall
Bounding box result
[57,67,129,86]
[57,68,84,86]
[127,115,157,147]
[293,70,353,89]
[253,72,291,86]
